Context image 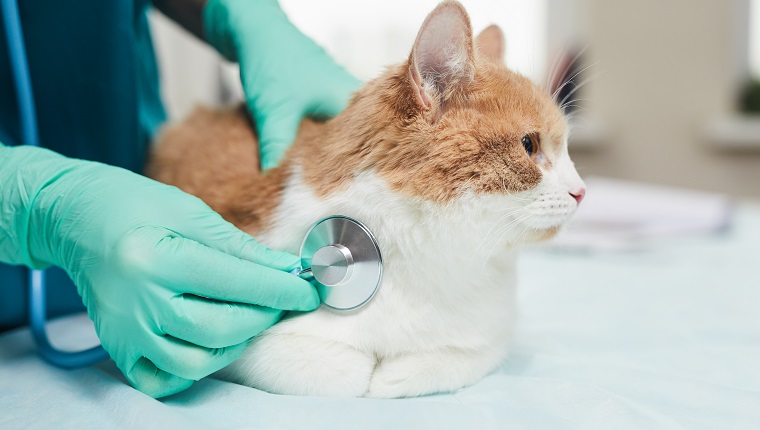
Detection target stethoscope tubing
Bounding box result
[1,0,109,368]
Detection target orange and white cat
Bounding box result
[147,1,585,398]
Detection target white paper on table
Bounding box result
[547,177,733,251]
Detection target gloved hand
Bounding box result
[0,145,319,398]
[204,0,361,170]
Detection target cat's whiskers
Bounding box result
[566,110,594,135]
[551,61,598,104]
[480,209,532,250]
[504,188,532,203]
[560,98,588,111]
[512,221,535,248]
[557,71,603,110]
[547,44,590,98]
[469,208,531,265]
[566,110,591,129]
[561,96,587,106]
[480,206,530,241]
[491,207,531,229]
[564,107,589,124]
[561,104,586,113]
[479,213,534,270]
[544,45,567,93]
[492,211,533,240]
[492,166,533,203]
[458,173,479,197]
[500,177,530,202]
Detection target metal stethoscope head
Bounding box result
[293,215,383,311]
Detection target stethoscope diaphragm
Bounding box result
[297,216,383,311]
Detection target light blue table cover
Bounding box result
[2,205,759,429]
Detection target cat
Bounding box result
[146,1,586,398]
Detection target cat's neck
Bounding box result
[257,70,522,293]
[260,160,521,300]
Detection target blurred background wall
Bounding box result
[571,0,760,199]
[149,0,760,200]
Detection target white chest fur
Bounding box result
[221,167,519,397]
[259,168,517,351]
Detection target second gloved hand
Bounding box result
[1,146,319,398]
[204,0,361,170]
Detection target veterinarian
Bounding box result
[0,0,359,398]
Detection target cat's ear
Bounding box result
[408,1,475,110]
[476,25,505,64]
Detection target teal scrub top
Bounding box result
[0,0,167,329]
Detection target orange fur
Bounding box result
[146,2,566,236]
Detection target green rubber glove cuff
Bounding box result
[0,144,73,269]
[204,0,292,62]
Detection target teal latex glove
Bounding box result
[204,0,361,169]
[0,145,319,398]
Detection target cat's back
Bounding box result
[146,105,260,218]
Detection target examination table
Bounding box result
[2,204,759,429]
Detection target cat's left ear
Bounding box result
[476,25,505,64]
[408,1,475,111]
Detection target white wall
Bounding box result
[149,11,229,120]
[280,0,547,82]
[571,0,760,199]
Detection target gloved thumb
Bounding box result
[127,357,195,398]
[255,107,302,171]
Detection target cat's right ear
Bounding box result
[408,1,475,111]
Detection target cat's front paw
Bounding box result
[365,364,437,399]
[365,348,502,399]
[219,332,376,397]
[365,354,452,399]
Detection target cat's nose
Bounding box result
[569,188,586,205]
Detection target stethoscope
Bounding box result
[1,0,382,369]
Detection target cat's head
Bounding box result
[301,1,584,248]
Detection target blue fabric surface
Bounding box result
[1,204,759,429]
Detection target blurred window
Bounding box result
[740,0,760,113]
[280,0,548,82]
[750,0,760,79]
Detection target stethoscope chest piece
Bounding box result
[299,216,383,311]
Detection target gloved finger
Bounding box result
[161,294,282,349]
[150,231,319,310]
[126,356,195,398]
[142,333,248,382]
[178,213,301,272]
[254,106,302,170]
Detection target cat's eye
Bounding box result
[521,134,539,159]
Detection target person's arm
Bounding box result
[151,0,207,40]
[154,0,361,170]
[0,143,318,398]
